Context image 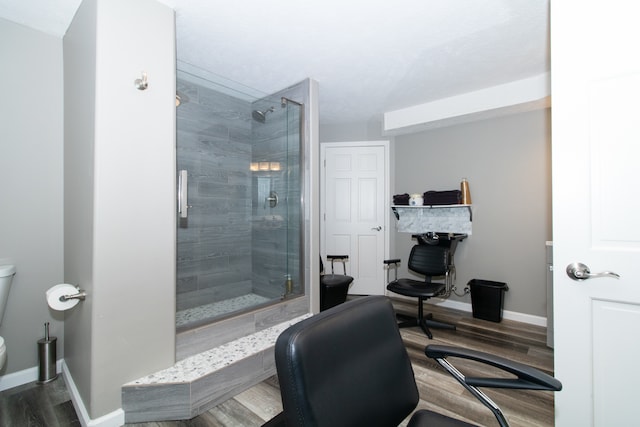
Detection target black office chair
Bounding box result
[320,255,353,311]
[385,244,456,338]
[264,296,561,427]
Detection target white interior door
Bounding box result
[552,1,640,425]
[321,142,388,295]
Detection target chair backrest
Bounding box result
[275,296,419,427]
[407,244,450,277]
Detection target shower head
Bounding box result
[252,106,275,123]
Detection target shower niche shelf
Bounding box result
[391,205,473,235]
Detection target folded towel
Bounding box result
[423,190,461,205]
[393,193,410,205]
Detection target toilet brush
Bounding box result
[37,322,57,384]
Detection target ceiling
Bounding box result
[0,0,549,126]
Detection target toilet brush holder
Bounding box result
[37,322,57,384]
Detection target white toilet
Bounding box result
[0,264,16,370]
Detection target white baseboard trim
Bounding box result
[62,360,125,427]
[429,298,547,327]
[502,308,547,327]
[0,359,64,392]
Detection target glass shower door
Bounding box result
[175,63,304,331]
[283,98,303,298]
[249,98,303,301]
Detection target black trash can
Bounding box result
[468,279,508,322]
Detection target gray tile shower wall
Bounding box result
[176,79,254,312]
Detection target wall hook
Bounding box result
[134,72,148,90]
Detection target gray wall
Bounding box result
[62,0,96,411]
[0,18,64,375]
[393,109,552,317]
[63,0,176,419]
[320,118,384,142]
[321,108,551,318]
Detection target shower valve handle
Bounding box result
[265,191,279,209]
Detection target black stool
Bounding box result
[320,255,353,311]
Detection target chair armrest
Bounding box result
[327,255,349,275]
[425,344,562,391]
[383,259,401,284]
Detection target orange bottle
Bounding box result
[461,178,472,205]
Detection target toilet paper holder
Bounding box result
[59,286,86,302]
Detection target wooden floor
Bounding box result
[0,298,555,427]
[0,373,80,427]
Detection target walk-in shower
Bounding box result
[175,63,305,331]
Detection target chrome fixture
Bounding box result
[252,106,275,123]
[59,286,87,302]
[566,262,620,281]
[178,170,190,219]
[265,191,279,209]
[134,71,148,90]
[281,97,303,107]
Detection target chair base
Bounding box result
[396,313,456,339]
[396,298,456,339]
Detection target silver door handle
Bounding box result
[371,226,382,231]
[178,170,189,218]
[566,262,620,281]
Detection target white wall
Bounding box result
[0,18,64,377]
[393,109,552,317]
[64,0,176,418]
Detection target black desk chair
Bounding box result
[320,255,353,311]
[264,296,561,427]
[385,244,456,339]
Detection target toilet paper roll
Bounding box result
[46,284,80,311]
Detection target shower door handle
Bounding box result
[178,170,190,218]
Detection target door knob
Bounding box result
[371,226,382,231]
[566,262,620,281]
